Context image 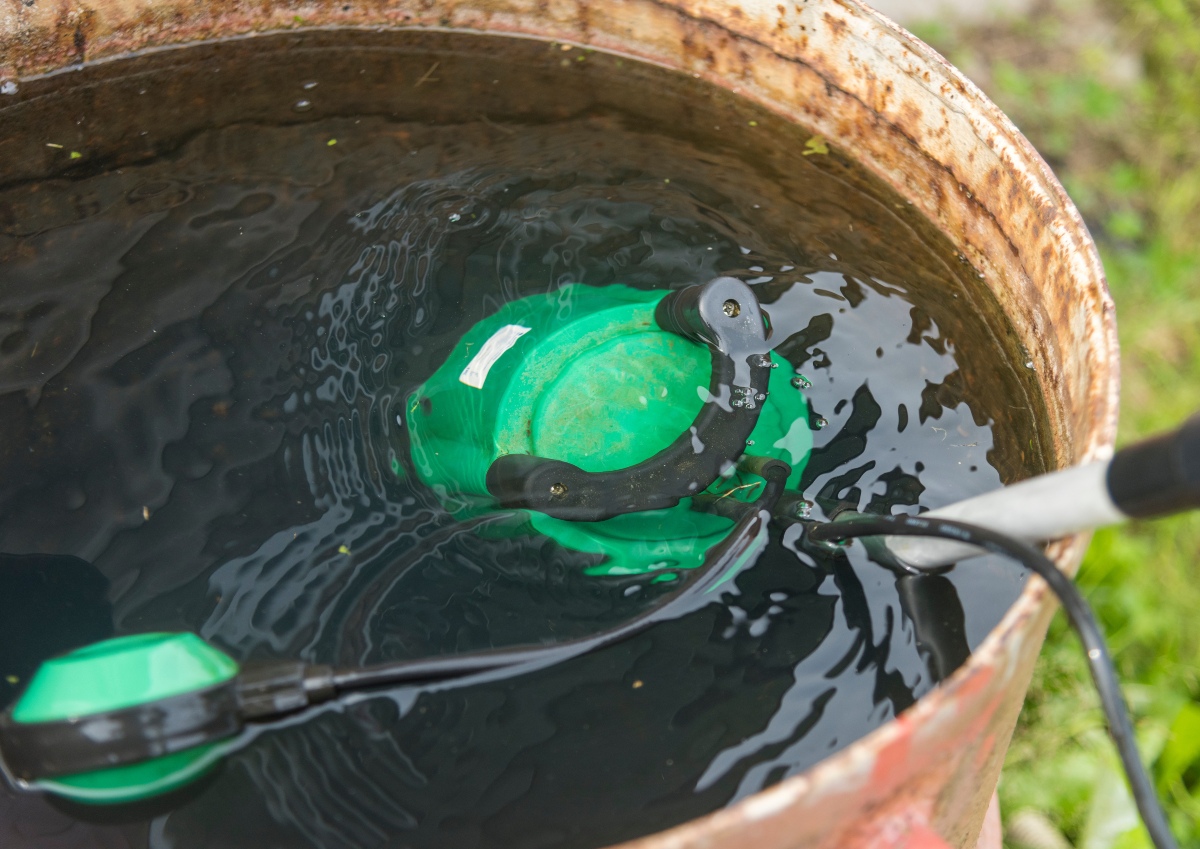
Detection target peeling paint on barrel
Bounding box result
[0,0,1119,847]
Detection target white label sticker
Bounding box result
[459,324,531,389]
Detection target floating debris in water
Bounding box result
[414,61,440,86]
[803,135,830,156]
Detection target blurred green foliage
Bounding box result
[918,2,1200,846]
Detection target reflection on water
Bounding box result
[0,32,1047,849]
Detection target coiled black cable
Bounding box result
[807,512,1179,849]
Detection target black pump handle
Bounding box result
[1107,413,1200,519]
[485,277,774,522]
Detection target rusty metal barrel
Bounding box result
[0,0,1119,846]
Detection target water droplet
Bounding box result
[745,440,755,446]
[814,416,828,429]
[1025,361,1035,369]
[791,375,812,389]
[755,393,765,401]
[448,212,462,222]
[293,99,313,112]
[0,81,17,96]
[795,500,814,518]
[732,399,745,408]
[302,80,319,90]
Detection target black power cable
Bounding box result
[0,462,792,785]
[329,459,790,691]
[807,513,1180,849]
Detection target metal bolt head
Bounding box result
[549,483,568,498]
[722,299,741,317]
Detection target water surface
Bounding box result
[0,31,1049,849]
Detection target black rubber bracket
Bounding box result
[0,663,337,782]
[485,277,773,522]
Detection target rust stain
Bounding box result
[822,10,847,40]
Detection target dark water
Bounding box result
[0,31,1050,849]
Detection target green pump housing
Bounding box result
[407,283,812,575]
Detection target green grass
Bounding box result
[918,3,1200,847]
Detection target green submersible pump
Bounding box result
[404,277,811,574]
[1,276,1198,849]
[0,277,814,803]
